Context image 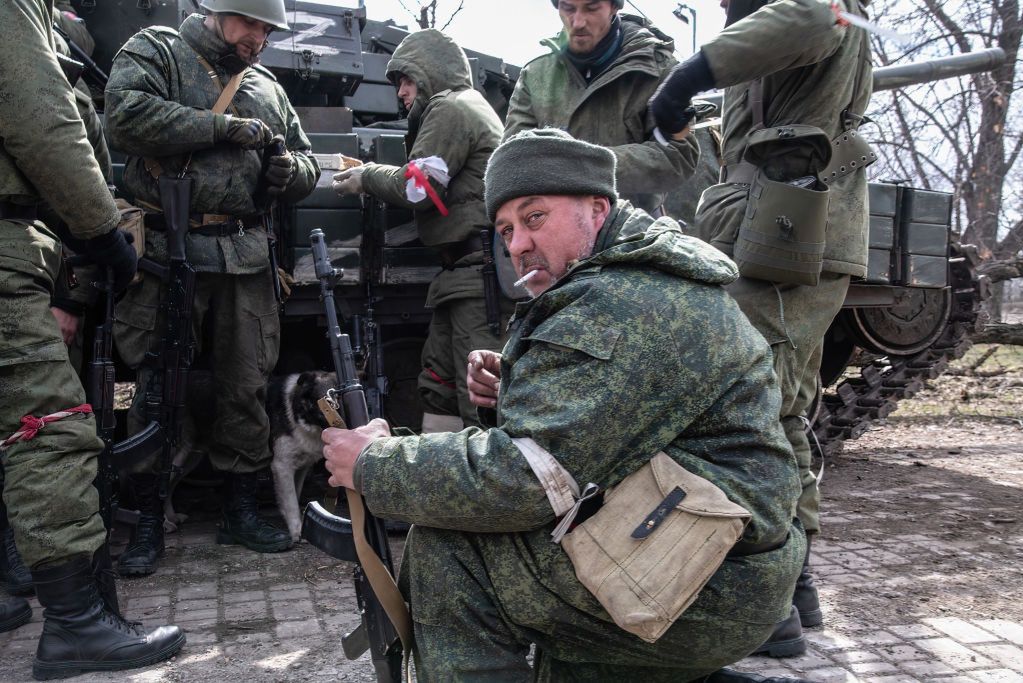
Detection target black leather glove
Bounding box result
[263,141,295,196]
[220,115,274,150]
[649,51,717,137]
[82,229,138,294]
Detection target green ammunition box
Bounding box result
[902,221,949,257]
[291,209,363,248]
[865,247,893,284]
[901,188,952,225]
[902,254,947,288]
[380,247,442,285]
[372,134,408,166]
[869,214,895,249]
[868,182,898,217]
[291,247,361,286]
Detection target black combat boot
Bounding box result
[116,475,164,577]
[216,471,292,553]
[793,536,822,627]
[32,555,185,680]
[0,517,35,596]
[0,595,32,633]
[752,605,806,658]
[702,669,818,683]
[92,546,119,615]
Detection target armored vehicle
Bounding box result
[68,0,1001,452]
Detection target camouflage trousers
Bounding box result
[400,524,804,681]
[114,266,280,473]
[0,220,106,569]
[726,272,851,534]
[418,296,510,428]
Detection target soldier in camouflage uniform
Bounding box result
[104,0,318,575]
[651,0,874,659]
[0,10,116,600]
[321,129,808,682]
[0,0,184,677]
[333,29,508,433]
[503,0,700,216]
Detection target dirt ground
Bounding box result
[0,344,1020,682]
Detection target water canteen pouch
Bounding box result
[555,451,751,643]
[733,125,832,286]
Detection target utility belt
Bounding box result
[0,201,38,222]
[437,234,483,269]
[144,211,264,237]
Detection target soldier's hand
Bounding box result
[332,167,365,196]
[83,229,138,294]
[221,115,274,150]
[467,350,502,409]
[322,418,391,490]
[264,142,295,196]
[649,51,715,138]
[49,307,81,346]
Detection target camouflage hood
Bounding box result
[386,29,472,100]
[577,203,738,288]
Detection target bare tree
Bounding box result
[867,0,1022,318]
[398,0,465,30]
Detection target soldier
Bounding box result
[0,10,118,601]
[0,0,184,678]
[650,0,874,660]
[503,0,700,216]
[320,129,811,682]
[332,29,509,433]
[104,0,319,576]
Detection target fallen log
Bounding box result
[973,322,1023,345]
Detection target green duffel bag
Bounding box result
[733,124,832,287]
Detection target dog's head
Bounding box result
[290,370,340,430]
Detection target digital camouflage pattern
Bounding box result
[105,13,318,275]
[359,29,508,425]
[105,13,316,472]
[0,0,115,569]
[690,0,873,533]
[504,15,700,215]
[355,204,804,679]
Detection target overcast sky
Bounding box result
[357,0,727,66]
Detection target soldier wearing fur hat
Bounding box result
[503,0,700,216]
[320,129,809,682]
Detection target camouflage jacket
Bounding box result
[0,0,119,240]
[361,29,504,307]
[354,203,800,614]
[693,0,873,277]
[104,14,318,274]
[504,15,700,215]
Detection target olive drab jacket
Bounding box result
[104,14,318,275]
[693,0,873,277]
[353,204,802,627]
[504,15,700,215]
[360,29,505,308]
[0,0,119,241]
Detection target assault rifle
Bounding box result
[84,267,118,530]
[112,175,197,502]
[301,228,407,683]
[51,22,109,90]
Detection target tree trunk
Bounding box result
[973,322,1023,345]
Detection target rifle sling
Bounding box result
[344,488,415,682]
[145,54,248,179]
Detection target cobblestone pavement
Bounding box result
[0,420,1020,682]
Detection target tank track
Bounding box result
[811,243,990,457]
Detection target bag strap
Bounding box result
[145,54,249,179]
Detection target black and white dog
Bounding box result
[267,370,337,542]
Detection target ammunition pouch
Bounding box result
[733,125,832,287]
[115,199,146,285]
[549,451,751,644]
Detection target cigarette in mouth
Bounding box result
[514,269,539,288]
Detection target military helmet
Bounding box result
[550,0,625,8]
[199,0,289,30]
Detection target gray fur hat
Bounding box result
[484,128,618,221]
[550,0,625,8]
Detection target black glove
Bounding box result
[649,51,717,137]
[82,229,138,294]
[220,115,274,150]
[263,143,295,196]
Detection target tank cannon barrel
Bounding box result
[872,47,1006,92]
